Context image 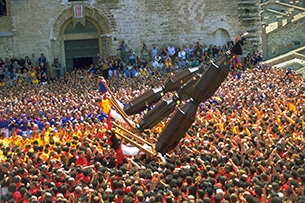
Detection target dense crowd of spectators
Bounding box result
[0,41,265,87]
[0,53,49,87]
[0,41,305,203]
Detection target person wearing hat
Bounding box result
[105,187,112,194]
[72,185,83,200]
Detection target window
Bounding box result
[0,0,6,16]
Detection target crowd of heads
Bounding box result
[90,41,265,81]
[0,40,305,203]
[0,53,49,87]
[0,40,265,88]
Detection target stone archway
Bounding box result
[50,6,112,70]
[212,28,231,47]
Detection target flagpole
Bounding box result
[112,129,155,156]
[113,122,153,147]
[99,76,129,118]
[109,97,130,122]
[108,93,142,136]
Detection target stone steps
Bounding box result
[237,0,261,47]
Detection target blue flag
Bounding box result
[99,80,107,93]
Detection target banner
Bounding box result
[72,1,86,26]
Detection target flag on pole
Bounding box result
[98,79,112,129]
[110,109,128,124]
[101,99,111,115]
[121,143,152,156]
[99,80,107,94]
[98,78,134,126]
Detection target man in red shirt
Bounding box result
[75,150,88,166]
[8,183,22,203]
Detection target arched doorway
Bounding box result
[212,28,231,47]
[50,6,113,73]
[63,20,99,72]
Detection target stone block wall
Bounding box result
[261,0,305,59]
[0,0,262,66]
[266,15,305,58]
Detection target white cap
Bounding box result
[75,186,82,191]
[216,188,224,195]
[105,188,113,193]
[278,192,284,199]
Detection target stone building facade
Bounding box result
[0,0,262,73]
[261,0,305,60]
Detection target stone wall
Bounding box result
[261,0,305,59]
[0,0,262,67]
[261,0,305,24]
[0,35,14,58]
[266,15,305,58]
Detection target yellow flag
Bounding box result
[101,99,111,114]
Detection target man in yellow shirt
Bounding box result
[140,67,148,78]
[37,133,48,147]
[29,131,40,144]
[40,148,50,162]
[0,79,5,87]
[48,132,60,145]
[18,134,30,149]
[9,130,22,147]
[0,132,9,148]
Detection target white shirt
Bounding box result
[167,46,175,56]
[178,50,186,59]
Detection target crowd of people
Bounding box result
[0,40,265,88]
[0,53,49,87]
[0,40,305,203]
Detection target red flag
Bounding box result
[115,144,123,168]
